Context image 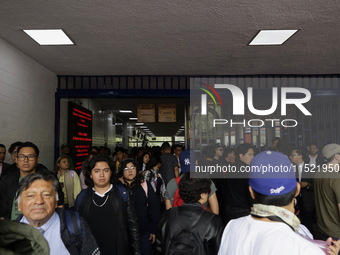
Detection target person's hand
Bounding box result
[299,182,308,188]
[149,234,156,244]
[326,237,340,255]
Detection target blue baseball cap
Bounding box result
[179,149,196,173]
[249,150,297,196]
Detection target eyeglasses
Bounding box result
[290,154,298,157]
[17,155,37,161]
[217,149,224,151]
[124,166,136,171]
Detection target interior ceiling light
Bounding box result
[119,110,132,113]
[23,29,74,45]
[249,30,298,45]
[140,126,147,128]
[135,123,144,125]
[129,118,138,120]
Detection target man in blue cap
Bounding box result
[218,150,338,255]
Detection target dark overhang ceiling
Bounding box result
[0,1,340,76]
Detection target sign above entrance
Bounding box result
[137,104,155,122]
[68,102,92,171]
[159,104,176,122]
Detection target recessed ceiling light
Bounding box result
[181,126,185,128]
[249,30,298,45]
[140,126,147,128]
[119,110,132,113]
[179,129,184,131]
[129,118,138,120]
[23,29,74,45]
[135,123,144,125]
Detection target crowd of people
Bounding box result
[0,138,340,254]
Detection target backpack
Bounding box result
[172,177,183,208]
[172,177,205,210]
[64,210,82,252]
[166,208,215,255]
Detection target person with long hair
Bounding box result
[79,151,98,190]
[75,154,140,255]
[117,158,160,255]
[137,152,151,173]
[54,155,81,209]
[143,156,166,206]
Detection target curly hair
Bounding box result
[84,154,116,188]
[178,173,211,204]
[117,158,144,191]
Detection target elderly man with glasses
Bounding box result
[0,141,64,220]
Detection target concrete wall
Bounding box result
[0,38,57,169]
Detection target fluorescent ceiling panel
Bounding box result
[129,118,138,120]
[23,29,74,45]
[119,110,132,113]
[135,123,144,125]
[249,30,298,45]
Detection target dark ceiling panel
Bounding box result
[0,1,339,76]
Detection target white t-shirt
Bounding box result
[218,215,324,255]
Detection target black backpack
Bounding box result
[166,207,215,255]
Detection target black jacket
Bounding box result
[0,162,11,180]
[75,186,141,255]
[130,182,160,235]
[0,167,64,220]
[296,157,325,212]
[155,203,224,255]
[222,160,253,209]
[16,208,100,255]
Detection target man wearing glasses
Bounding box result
[213,144,224,163]
[0,141,64,220]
